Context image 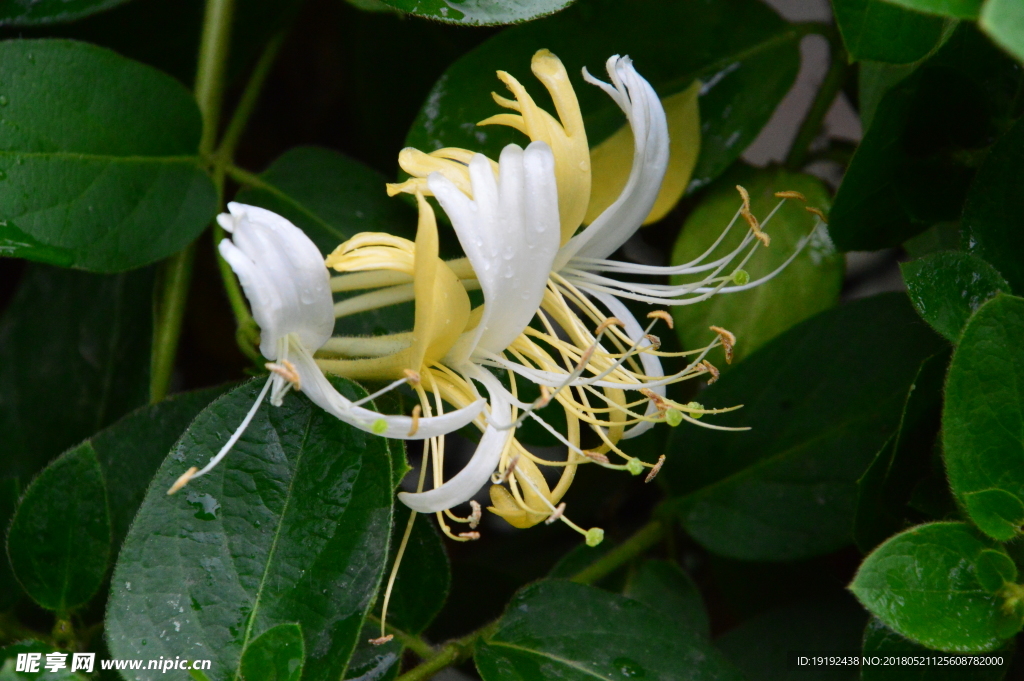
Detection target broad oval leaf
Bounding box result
[0,0,132,27]
[833,0,946,64]
[663,293,946,561]
[671,166,842,365]
[850,522,1021,652]
[962,116,1024,295]
[880,0,982,18]
[943,294,1024,541]
[0,39,216,271]
[623,559,709,637]
[106,378,394,681]
[902,251,1009,342]
[861,617,1012,680]
[376,0,574,25]
[240,623,305,681]
[475,580,743,681]
[7,443,110,613]
[405,0,800,196]
[981,0,1024,64]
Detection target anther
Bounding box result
[469,500,482,530]
[403,368,421,386]
[497,455,520,484]
[709,326,736,364]
[574,345,596,372]
[369,635,394,646]
[535,385,552,409]
[458,531,481,541]
[701,359,720,385]
[594,317,624,335]
[407,405,421,437]
[805,206,829,223]
[640,388,668,410]
[167,467,198,495]
[645,455,666,483]
[643,334,661,350]
[583,450,610,464]
[646,310,674,329]
[736,185,771,246]
[545,502,567,524]
[265,360,301,388]
[774,190,806,201]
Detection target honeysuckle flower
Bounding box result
[321,50,825,540]
[166,202,485,495]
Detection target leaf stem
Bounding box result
[149,243,196,403]
[570,520,666,585]
[785,24,849,171]
[394,622,498,681]
[195,0,237,158]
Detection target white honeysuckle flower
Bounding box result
[167,202,485,495]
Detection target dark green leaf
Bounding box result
[0,39,216,271]
[861,617,1012,680]
[376,0,574,25]
[405,0,800,195]
[475,580,743,681]
[0,264,152,483]
[377,506,450,635]
[0,642,87,681]
[623,559,709,637]
[106,378,393,681]
[943,294,1024,541]
[850,522,1021,652]
[547,539,613,579]
[240,623,305,681]
[7,443,110,613]
[716,599,865,680]
[902,251,1010,342]
[0,0,131,26]
[981,0,1024,63]
[880,0,982,18]
[663,293,946,561]
[962,116,1024,295]
[854,350,949,553]
[342,626,401,681]
[671,166,842,365]
[857,60,918,132]
[830,25,1023,251]
[0,478,21,610]
[832,0,946,63]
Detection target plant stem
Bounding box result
[195,0,237,158]
[785,24,849,171]
[149,243,196,403]
[394,622,498,681]
[365,615,436,661]
[570,520,666,585]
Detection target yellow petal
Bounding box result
[584,80,701,226]
[487,485,548,529]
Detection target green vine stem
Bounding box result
[195,0,237,159]
[785,24,849,171]
[394,622,498,681]
[365,615,437,661]
[570,520,666,585]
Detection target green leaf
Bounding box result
[854,350,949,553]
[716,599,866,680]
[850,521,1021,652]
[670,166,842,365]
[830,25,1022,251]
[377,506,450,635]
[861,617,1012,680]
[962,116,1024,295]
[880,0,982,18]
[0,642,87,681]
[240,623,305,681]
[106,378,394,681]
[981,0,1024,63]
[0,39,216,271]
[0,264,153,484]
[833,0,946,64]
[342,627,401,681]
[475,580,743,681]
[902,251,1010,342]
[623,559,709,637]
[405,0,800,196]
[663,293,947,561]
[944,294,1024,541]
[376,0,575,25]
[7,443,110,613]
[0,0,132,26]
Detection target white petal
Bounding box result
[556,56,669,266]
[289,341,485,439]
[218,203,334,357]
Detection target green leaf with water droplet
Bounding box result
[944,294,1024,542]
[901,251,1009,342]
[850,521,1019,652]
[475,580,743,681]
[0,39,216,272]
[106,378,394,681]
[240,623,305,681]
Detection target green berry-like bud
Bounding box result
[685,401,704,419]
[371,419,388,434]
[665,408,683,427]
[732,269,750,285]
[626,458,645,476]
[585,527,605,547]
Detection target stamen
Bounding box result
[736,185,770,247]
[774,190,806,201]
[167,467,198,495]
[545,502,566,524]
[495,455,520,484]
[369,635,394,646]
[458,531,481,541]
[265,360,300,388]
[407,405,421,437]
[644,334,661,350]
[645,455,666,483]
[702,359,720,385]
[595,317,624,335]
[583,450,610,464]
[646,310,674,329]
[805,206,829,223]
[709,325,736,364]
[468,500,482,529]
[404,368,421,386]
